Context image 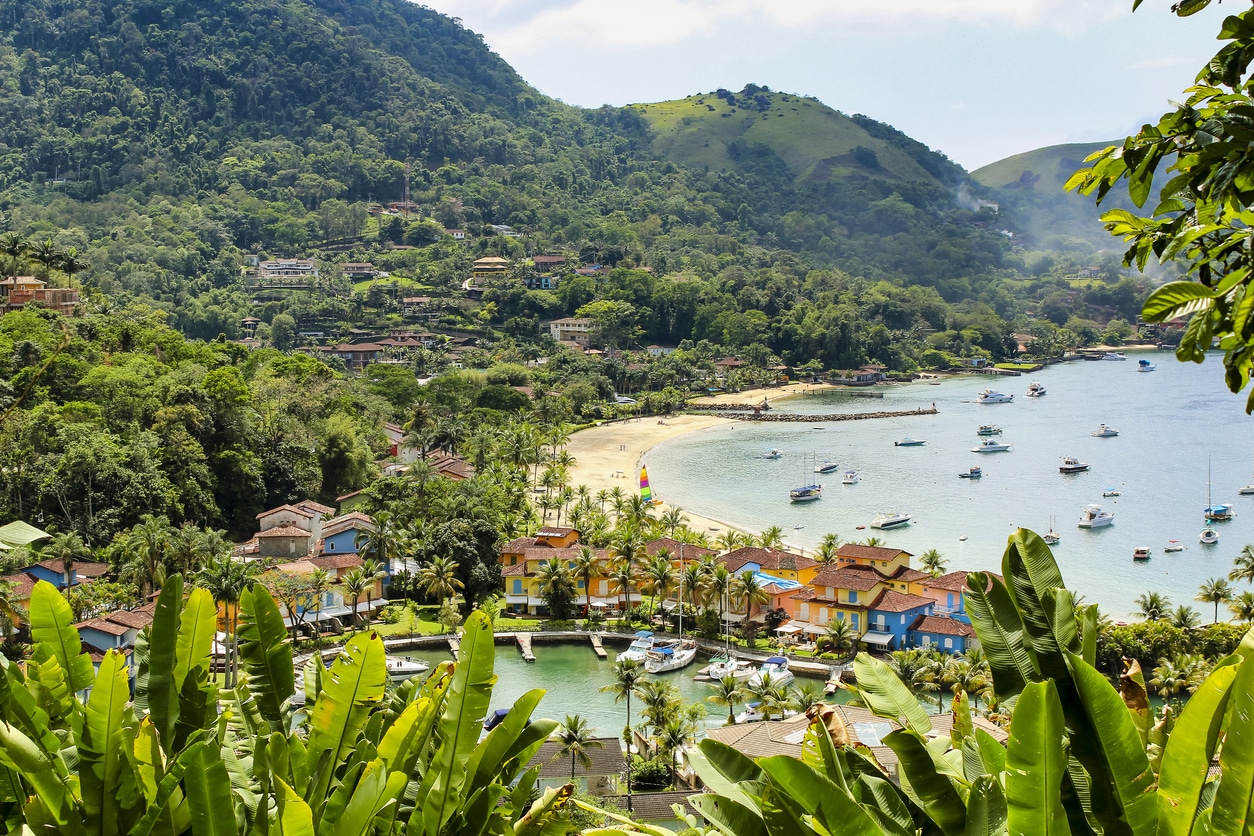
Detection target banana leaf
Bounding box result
[512,783,573,836]
[28,580,94,696]
[964,572,1037,700]
[757,755,884,836]
[1118,659,1151,748]
[1204,643,1254,834]
[78,650,130,836]
[884,729,968,836]
[854,773,916,836]
[466,689,554,794]
[26,648,77,728]
[1001,532,1071,683]
[127,737,194,836]
[692,738,766,810]
[236,585,295,730]
[851,652,932,734]
[964,775,1008,836]
[687,794,768,836]
[0,718,81,828]
[173,588,216,692]
[144,576,185,748]
[183,741,237,836]
[274,777,315,836]
[320,758,406,836]
[305,633,386,806]
[1005,681,1069,836]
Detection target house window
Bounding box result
[873,617,886,631]
[848,591,857,603]
[901,615,906,625]
[577,580,584,589]
[851,613,859,628]
[944,638,953,649]
[289,539,296,554]
[826,587,834,598]
[328,542,335,552]
[512,580,522,594]
[921,635,931,646]
[947,593,955,609]
[819,608,828,624]
[800,603,810,620]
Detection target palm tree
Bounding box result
[355,510,402,575]
[655,718,693,788]
[919,549,948,577]
[121,514,173,598]
[758,526,785,549]
[1150,653,1210,702]
[706,675,744,724]
[1134,590,1172,622]
[636,679,681,736]
[790,683,825,713]
[862,536,886,547]
[535,558,577,620]
[643,553,677,619]
[1171,605,1201,631]
[715,530,742,554]
[731,570,769,624]
[819,617,857,659]
[1197,577,1234,623]
[308,568,332,631]
[1230,591,1254,624]
[29,238,60,281]
[680,563,704,612]
[608,560,634,619]
[1231,545,1254,585]
[815,539,840,567]
[419,555,463,602]
[553,715,603,781]
[41,531,88,588]
[342,567,372,630]
[572,546,600,618]
[0,232,28,279]
[197,556,258,687]
[659,506,687,539]
[600,659,644,807]
[57,247,87,289]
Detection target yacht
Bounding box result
[1164,540,1184,553]
[1102,352,1129,361]
[972,439,1012,453]
[735,703,798,724]
[1200,527,1220,545]
[1091,424,1120,438]
[1102,488,1121,497]
[894,438,926,447]
[842,470,860,485]
[763,449,783,459]
[1133,546,1151,561]
[1043,528,1060,545]
[1077,504,1115,528]
[870,511,912,530]
[1138,359,1156,372]
[1239,485,1254,496]
[1205,503,1235,522]
[704,651,754,682]
[814,460,839,474]
[1025,381,1047,398]
[747,656,795,688]
[976,425,1002,436]
[645,640,698,674]
[386,656,430,683]
[976,389,1014,404]
[959,466,983,479]
[1059,457,1090,474]
[789,484,823,503]
[617,630,658,663]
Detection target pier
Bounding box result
[589,634,607,659]
[447,636,460,654]
[516,633,536,662]
[729,406,938,423]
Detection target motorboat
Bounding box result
[1138,359,1156,372]
[747,656,795,688]
[1091,424,1120,437]
[976,425,1002,436]
[976,389,1014,404]
[763,449,783,459]
[1077,504,1114,528]
[1043,529,1060,545]
[1133,546,1151,561]
[842,470,860,485]
[959,466,983,479]
[870,512,912,530]
[1205,503,1235,522]
[483,708,511,732]
[789,484,823,503]
[1102,352,1129,360]
[617,630,657,662]
[1025,381,1047,398]
[735,702,798,724]
[1059,457,1090,474]
[1239,484,1254,496]
[894,438,926,447]
[972,439,1012,453]
[1201,527,1220,545]
[704,651,754,681]
[386,656,430,683]
[1102,488,1121,497]
[814,460,839,474]
[1164,540,1184,553]
[645,640,698,674]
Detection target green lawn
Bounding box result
[352,276,432,293]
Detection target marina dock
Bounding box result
[447,636,460,654]
[517,633,536,662]
[589,634,607,658]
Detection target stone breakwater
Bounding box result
[727,407,938,422]
[687,402,768,412]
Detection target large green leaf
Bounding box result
[182,740,237,836]
[1005,681,1070,836]
[320,759,406,836]
[28,579,94,695]
[692,738,766,810]
[884,729,967,836]
[143,576,185,748]
[1141,280,1216,322]
[127,734,193,836]
[414,612,497,836]
[1156,657,1239,835]
[687,794,768,836]
[0,719,80,828]
[173,588,217,692]
[236,584,295,729]
[964,572,1037,700]
[512,783,573,836]
[757,755,883,836]
[79,650,130,836]
[1002,531,1071,683]
[1205,642,1254,834]
[466,688,555,795]
[306,632,387,805]
[274,777,315,836]
[851,653,932,735]
[854,774,916,836]
[1065,651,1157,834]
[964,775,1009,836]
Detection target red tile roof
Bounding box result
[890,566,931,583]
[925,570,1001,593]
[257,504,315,520]
[643,538,714,559]
[105,609,153,629]
[502,563,528,577]
[721,547,818,573]
[297,500,336,516]
[836,544,912,562]
[308,554,363,571]
[502,537,542,554]
[76,617,129,636]
[910,615,975,637]
[809,566,886,591]
[535,527,576,538]
[1,572,36,599]
[256,525,314,538]
[869,590,934,613]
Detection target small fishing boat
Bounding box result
[1200,527,1219,545]
[386,656,430,683]
[1240,484,1254,496]
[1205,503,1235,522]
[842,470,860,485]
[976,425,1002,436]
[871,511,912,529]
[959,466,983,479]
[1025,381,1047,398]
[763,449,783,459]
[976,389,1014,404]
[1102,488,1121,497]
[1078,504,1114,528]
[1092,424,1120,437]
[1102,352,1128,361]
[747,656,795,688]
[814,460,839,474]
[645,640,698,674]
[1059,457,1090,474]
[972,439,1012,453]
[1164,540,1184,553]
[1133,546,1151,561]
[895,438,926,447]
[1138,359,1156,372]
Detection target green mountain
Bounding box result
[971,142,1115,192]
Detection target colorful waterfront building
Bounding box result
[719,546,821,584]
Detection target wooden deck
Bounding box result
[447,636,460,654]
[516,633,536,662]
[589,634,607,659]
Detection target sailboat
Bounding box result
[646,542,697,674]
[1202,458,1223,544]
[1204,457,1235,521]
[790,454,823,503]
[1043,517,1060,545]
[1240,455,1254,495]
[639,466,662,507]
[702,587,753,681]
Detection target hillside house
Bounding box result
[257,259,317,281]
[547,317,596,346]
[490,224,522,237]
[342,262,376,280]
[1,277,80,316]
[472,256,510,277]
[531,255,566,271]
[75,607,154,653]
[445,228,466,240]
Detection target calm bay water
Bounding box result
[645,353,1254,621]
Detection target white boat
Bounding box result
[1091,424,1120,437]
[1239,485,1254,495]
[841,470,860,485]
[972,439,1012,453]
[1133,546,1151,561]
[1102,352,1128,360]
[976,424,1002,436]
[1025,381,1047,397]
[386,656,430,683]
[617,630,658,662]
[1164,540,1184,553]
[735,702,798,724]
[871,512,912,529]
[747,656,795,689]
[976,389,1014,404]
[1103,488,1121,497]
[894,438,926,447]
[1138,359,1156,372]
[1077,504,1114,528]
[704,651,754,681]
[645,640,698,674]
[959,466,982,479]
[1043,529,1060,545]
[815,460,839,474]
[1059,457,1090,474]
[763,449,783,459]
[790,484,822,502]
[1200,527,1219,545]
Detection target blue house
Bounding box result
[862,590,934,652]
[26,558,111,589]
[908,615,978,654]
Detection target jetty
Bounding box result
[447,636,460,654]
[589,634,607,658]
[516,633,536,662]
[729,406,937,423]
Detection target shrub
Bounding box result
[628,756,672,792]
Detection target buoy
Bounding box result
[959,535,968,541]
[855,525,866,530]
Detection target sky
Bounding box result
[422,0,1227,172]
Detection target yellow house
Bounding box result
[721,547,821,585]
[787,565,890,636]
[835,543,913,575]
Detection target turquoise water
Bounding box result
[645,354,1254,621]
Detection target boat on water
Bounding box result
[894,437,926,447]
[1059,457,1090,474]
[1025,381,1047,398]
[1164,540,1184,553]
[871,511,912,530]
[482,708,512,732]
[1201,527,1220,545]
[959,466,983,479]
[735,702,799,724]
[747,656,795,688]
[1240,484,1254,495]
[618,630,659,663]
[1138,359,1156,372]
[1133,546,1151,561]
[976,425,1002,436]
[1092,424,1120,437]
[1043,529,1060,545]
[386,656,430,682]
[814,460,839,474]
[1078,504,1115,528]
[790,484,822,502]
[1102,352,1129,360]
[972,439,1012,453]
[976,389,1014,404]
[1103,488,1121,497]
[704,651,755,682]
[842,470,860,485]
[762,448,783,459]
[1205,503,1235,522]
[645,639,698,674]
[639,466,662,506]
